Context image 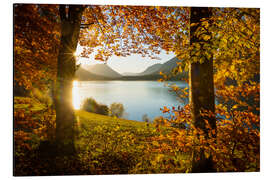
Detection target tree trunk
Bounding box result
[55,5,84,155]
[189,7,216,172]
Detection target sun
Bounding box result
[73,51,78,57]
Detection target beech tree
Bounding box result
[153,7,259,172]
[189,7,216,172]
[14,4,60,90]
[55,5,85,154]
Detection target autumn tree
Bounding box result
[154,7,259,172]
[213,8,260,171]
[14,4,62,174]
[14,4,60,91]
[153,7,259,172]
[14,4,85,154]
[188,7,216,172]
[54,5,86,154]
[14,4,61,156]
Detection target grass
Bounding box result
[75,110,157,137]
[74,110,190,174]
[14,96,189,175]
[74,110,162,174]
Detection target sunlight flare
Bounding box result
[72,80,81,110]
[73,50,78,57]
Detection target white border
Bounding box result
[8,0,264,7]
[2,0,269,179]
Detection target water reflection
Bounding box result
[72,80,82,110]
[72,81,189,121]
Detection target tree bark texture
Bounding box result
[55,5,84,154]
[189,7,216,172]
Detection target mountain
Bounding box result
[121,57,187,80]
[123,57,181,76]
[155,57,188,79]
[139,63,163,76]
[156,57,180,74]
[81,64,122,78]
[76,57,187,81]
[75,67,111,81]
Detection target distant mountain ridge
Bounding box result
[76,57,187,81]
[124,56,184,77]
[156,57,180,74]
[82,64,122,78]
[139,63,163,76]
[121,63,163,76]
[75,67,111,81]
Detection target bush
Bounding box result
[82,98,109,116]
[109,103,125,118]
[97,105,109,116]
[153,116,167,126]
[142,114,150,123]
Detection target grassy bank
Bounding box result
[75,110,189,174]
[14,97,189,175]
[75,110,159,174]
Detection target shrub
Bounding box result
[109,103,125,118]
[82,98,99,112]
[97,104,109,116]
[153,116,167,126]
[82,98,109,116]
[142,114,150,123]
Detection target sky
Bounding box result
[75,45,175,74]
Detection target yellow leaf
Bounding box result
[152,141,159,146]
[202,34,211,41]
[204,151,210,159]
[156,154,164,162]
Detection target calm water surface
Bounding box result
[73,81,189,121]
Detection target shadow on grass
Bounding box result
[14,140,139,176]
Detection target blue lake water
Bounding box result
[73,81,189,121]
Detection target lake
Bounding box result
[73,81,189,121]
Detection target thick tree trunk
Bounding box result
[55,5,84,155]
[189,7,216,172]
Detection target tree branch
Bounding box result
[80,23,95,28]
[89,5,110,61]
[89,6,107,39]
